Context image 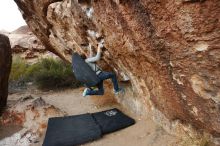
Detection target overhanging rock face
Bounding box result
[14,0,220,137]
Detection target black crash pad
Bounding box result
[43,108,135,146]
[92,108,135,134]
[43,113,102,146]
[72,53,101,87]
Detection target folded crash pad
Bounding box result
[43,114,102,146]
[72,53,101,87]
[92,108,135,134]
[43,108,135,146]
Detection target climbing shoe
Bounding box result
[83,88,89,97]
[114,87,125,95]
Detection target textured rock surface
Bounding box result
[0,34,12,109]
[10,26,46,58]
[14,0,220,137]
[7,26,47,60]
[0,96,64,146]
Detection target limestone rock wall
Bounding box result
[0,34,12,109]
[14,0,220,137]
[9,26,47,60]
[0,96,65,146]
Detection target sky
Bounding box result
[0,0,26,32]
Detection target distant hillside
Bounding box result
[11,25,31,34]
[0,29,9,35]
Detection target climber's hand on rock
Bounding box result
[98,43,104,49]
[88,43,92,51]
[97,45,102,53]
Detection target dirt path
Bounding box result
[5,87,181,146]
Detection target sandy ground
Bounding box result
[2,87,182,146]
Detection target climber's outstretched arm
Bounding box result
[85,44,102,63]
[88,44,93,58]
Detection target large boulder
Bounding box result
[10,26,44,54]
[8,26,48,61]
[0,34,12,109]
[0,96,65,146]
[14,0,220,138]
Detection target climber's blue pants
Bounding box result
[86,71,119,95]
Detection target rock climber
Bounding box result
[80,41,124,97]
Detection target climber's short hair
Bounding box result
[80,54,87,60]
[96,37,103,42]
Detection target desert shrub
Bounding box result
[26,58,82,90]
[10,56,81,90]
[9,56,28,81]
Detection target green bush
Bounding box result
[10,57,81,90]
[9,56,28,81]
[27,58,81,90]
